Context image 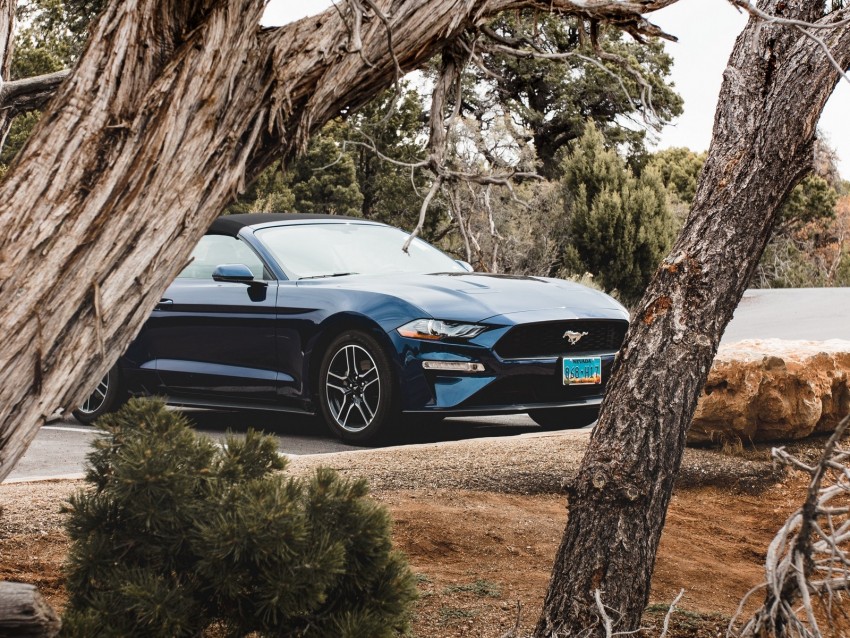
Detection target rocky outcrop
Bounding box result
[690,339,850,444]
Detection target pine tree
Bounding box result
[561,123,675,303]
[61,398,417,637]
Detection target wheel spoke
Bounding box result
[355,402,371,423]
[346,346,357,378]
[360,398,375,421]
[340,401,356,427]
[333,394,350,421]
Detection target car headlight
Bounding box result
[397,319,486,341]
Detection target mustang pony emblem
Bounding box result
[563,330,589,345]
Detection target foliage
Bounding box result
[0,111,40,166]
[751,168,842,287]
[228,127,363,217]
[349,87,431,229]
[289,130,364,216]
[645,146,705,221]
[775,174,837,234]
[229,86,441,233]
[645,143,847,289]
[226,160,295,214]
[61,398,417,638]
[560,123,676,303]
[753,194,850,288]
[12,0,104,78]
[476,11,682,177]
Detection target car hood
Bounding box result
[298,272,627,324]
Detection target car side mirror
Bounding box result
[212,263,261,284]
[456,260,474,272]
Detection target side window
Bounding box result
[177,235,269,280]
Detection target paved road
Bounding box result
[720,288,850,344]
[9,288,850,482]
[8,411,543,482]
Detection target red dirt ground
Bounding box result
[0,472,828,637]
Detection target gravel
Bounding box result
[1,428,786,537]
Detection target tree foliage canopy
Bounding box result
[475,10,682,178]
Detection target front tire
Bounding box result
[72,364,127,424]
[318,330,399,443]
[528,405,599,430]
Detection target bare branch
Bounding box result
[729,0,850,86]
[360,0,404,83]
[499,600,523,638]
[659,589,685,638]
[594,588,615,638]
[402,174,442,253]
[732,414,850,638]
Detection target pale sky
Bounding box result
[262,0,850,178]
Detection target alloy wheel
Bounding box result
[77,372,111,416]
[324,343,382,433]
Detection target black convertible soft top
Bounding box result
[208,213,363,237]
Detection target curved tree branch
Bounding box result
[0,70,72,116]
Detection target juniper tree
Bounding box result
[560,122,676,303]
[61,399,417,638]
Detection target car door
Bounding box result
[146,234,280,403]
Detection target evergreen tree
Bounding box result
[289,131,364,217]
[477,11,683,178]
[775,174,838,233]
[61,399,417,637]
[225,160,295,214]
[561,123,675,303]
[645,147,706,206]
[349,87,437,232]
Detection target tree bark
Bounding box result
[533,1,850,635]
[0,0,672,478]
[0,582,60,637]
[0,0,14,147]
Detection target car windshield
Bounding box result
[255,222,466,280]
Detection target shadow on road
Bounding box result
[181,408,543,455]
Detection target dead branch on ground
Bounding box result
[730,413,850,638]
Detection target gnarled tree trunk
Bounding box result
[534,0,850,635]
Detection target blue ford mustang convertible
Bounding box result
[75,213,629,442]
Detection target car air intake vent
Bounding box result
[494,320,628,359]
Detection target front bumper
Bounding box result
[390,326,617,416]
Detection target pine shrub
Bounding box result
[61,398,417,637]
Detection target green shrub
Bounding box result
[61,398,417,637]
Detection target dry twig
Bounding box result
[730,413,850,638]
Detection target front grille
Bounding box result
[461,360,614,408]
[494,320,628,359]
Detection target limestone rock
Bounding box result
[690,339,850,444]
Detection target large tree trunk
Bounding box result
[534,1,850,635]
[0,0,672,477]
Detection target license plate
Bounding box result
[562,357,602,385]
